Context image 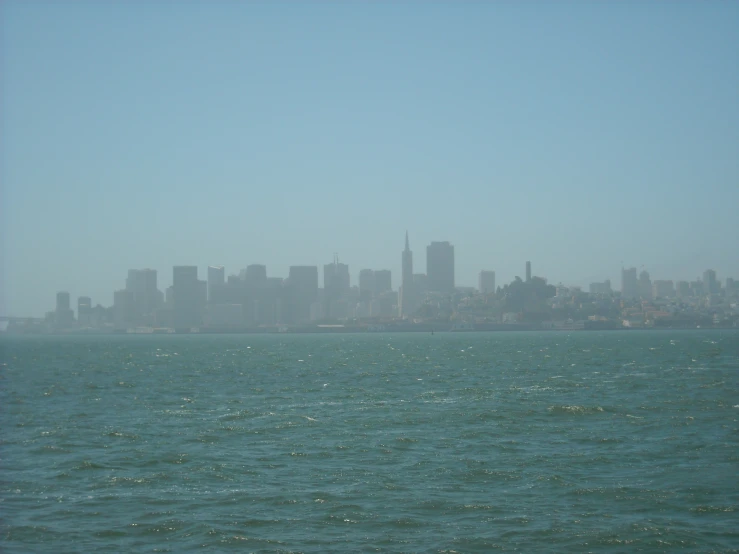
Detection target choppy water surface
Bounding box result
[1,330,738,552]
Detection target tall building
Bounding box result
[55,291,74,327]
[703,269,719,295]
[426,241,455,294]
[77,296,92,326]
[207,266,225,302]
[676,281,691,298]
[690,280,704,296]
[243,265,267,286]
[638,270,653,300]
[621,267,638,299]
[126,269,159,321]
[173,266,205,329]
[324,256,350,298]
[359,269,375,301]
[323,256,350,319]
[113,289,135,329]
[413,273,428,296]
[243,265,272,326]
[526,261,531,282]
[479,271,496,294]
[399,232,416,317]
[652,280,675,298]
[56,291,70,312]
[261,277,285,324]
[374,270,391,294]
[235,265,268,326]
[286,266,318,323]
[359,269,391,305]
[589,280,612,295]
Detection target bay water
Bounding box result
[1,330,738,552]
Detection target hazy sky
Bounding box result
[2,1,738,316]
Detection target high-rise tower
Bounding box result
[479,271,496,294]
[703,269,719,295]
[126,269,159,322]
[173,266,205,329]
[621,267,638,299]
[286,266,318,323]
[638,270,653,300]
[207,266,225,302]
[399,232,416,317]
[427,241,455,294]
[55,291,74,327]
[324,255,350,298]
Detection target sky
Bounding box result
[2,1,738,317]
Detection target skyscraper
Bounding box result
[126,269,159,321]
[77,296,92,326]
[324,256,350,298]
[399,232,416,317]
[479,271,496,294]
[374,270,391,295]
[55,291,74,327]
[638,270,653,300]
[413,273,428,296]
[426,241,455,294]
[243,265,267,286]
[359,269,375,301]
[287,266,318,323]
[56,291,70,312]
[526,261,531,282]
[589,280,612,295]
[621,267,638,299]
[207,266,225,302]
[113,289,135,329]
[703,269,719,295]
[241,265,268,326]
[323,256,350,319]
[652,280,675,298]
[676,281,691,298]
[173,266,204,329]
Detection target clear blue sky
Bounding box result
[2,1,738,316]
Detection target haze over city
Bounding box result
[2,1,738,318]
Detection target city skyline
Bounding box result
[4,227,737,333]
[1,231,737,318]
[2,2,738,317]
[5,230,737,320]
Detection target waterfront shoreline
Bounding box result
[3,323,737,336]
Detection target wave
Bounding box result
[548,405,605,415]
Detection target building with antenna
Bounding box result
[399,232,417,317]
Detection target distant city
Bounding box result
[3,233,738,333]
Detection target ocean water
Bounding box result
[1,330,738,553]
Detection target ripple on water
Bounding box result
[1,331,738,552]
